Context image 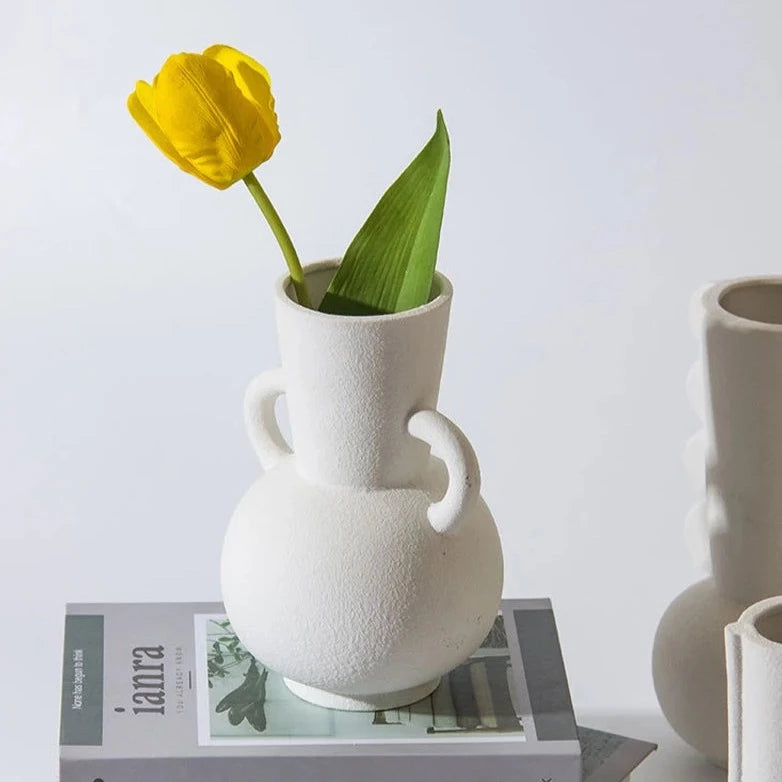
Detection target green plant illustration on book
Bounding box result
[215,659,268,732]
[207,619,269,732]
[201,615,523,741]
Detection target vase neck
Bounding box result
[274,262,452,489]
[705,280,782,603]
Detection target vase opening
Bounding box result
[281,259,446,316]
[719,281,782,325]
[754,606,782,644]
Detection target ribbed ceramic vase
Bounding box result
[726,597,782,782]
[221,260,504,711]
[653,277,782,766]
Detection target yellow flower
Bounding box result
[128,44,281,190]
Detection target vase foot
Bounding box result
[283,677,441,712]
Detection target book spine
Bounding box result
[62,753,581,782]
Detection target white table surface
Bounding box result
[581,712,726,782]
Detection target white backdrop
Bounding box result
[3,1,782,777]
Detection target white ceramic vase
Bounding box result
[726,597,782,782]
[221,260,504,711]
[653,277,782,766]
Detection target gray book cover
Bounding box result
[59,599,655,782]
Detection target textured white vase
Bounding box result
[653,277,782,767]
[726,597,782,782]
[221,260,504,711]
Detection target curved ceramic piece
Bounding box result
[271,260,452,489]
[703,277,782,604]
[685,360,705,421]
[283,676,441,712]
[689,282,715,341]
[682,303,708,571]
[244,367,290,470]
[407,409,480,535]
[683,499,709,572]
[653,578,746,768]
[222,261,504,711]
[222,456,503,709]
[726,596,782,782]
[682,430,706,491]
[656,277,782,765]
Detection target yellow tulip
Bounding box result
[128,44,312,306]
[128,44,281,190]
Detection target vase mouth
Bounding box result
[736,598,782,648]
[275,259,453,321]
[710,277,782,330]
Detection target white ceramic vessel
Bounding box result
[726,597,782,782]
[653,277,782,766]
[221,261,504,711]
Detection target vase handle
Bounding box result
[407,409,481,536]
[244,367,292,471]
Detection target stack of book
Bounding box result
[59,599,655,781]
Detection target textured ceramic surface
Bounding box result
[726,597,782,782]
[221,261,504,711]
[653,579,744,766]
[654,277,782,768]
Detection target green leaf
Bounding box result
[319,110,450,315]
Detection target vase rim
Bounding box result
[707,276,782,331]
[275,259,453,322]
[732,597,782,649]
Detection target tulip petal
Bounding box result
[154,53,276,189]
[202,44,281,146]
[202,44,272,94]
[127,80,217,187]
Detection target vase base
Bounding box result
[283,677,441,712]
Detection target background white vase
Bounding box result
[726,597,782,782]
[653,277,782,767]
[221,261,504,711]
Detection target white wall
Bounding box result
[3,0,782,776]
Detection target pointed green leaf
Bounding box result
[319,111,450,315]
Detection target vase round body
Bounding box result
[653,277,782,766]
[221,261,504,711]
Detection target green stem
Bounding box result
[242,171,312,308]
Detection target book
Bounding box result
[59,599,655,781]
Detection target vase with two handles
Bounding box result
[221,260,504,711]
